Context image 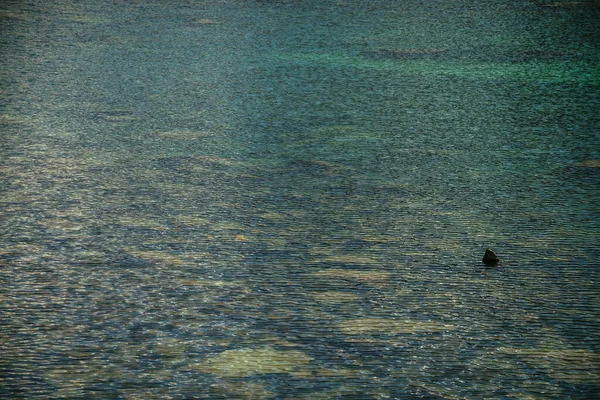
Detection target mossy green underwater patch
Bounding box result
[190,346,313,378]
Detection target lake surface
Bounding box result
[1,0,600,398]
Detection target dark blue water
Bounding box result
[2,0,600,398]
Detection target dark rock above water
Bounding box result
[482,249,500,266]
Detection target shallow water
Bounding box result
[1,0,600,398]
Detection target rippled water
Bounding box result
[1,0,600,398]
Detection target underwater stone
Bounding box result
[482,249,500,266]
[338,318,455,335]
[364,48,447,60]
[197,18,217,24]
[309,269,392,283]
[497,347,600,384]
[308,291,360,304]
[574,159,600,168]
[566,159,600,184]
[190,346,312,377]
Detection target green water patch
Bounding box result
[275,52,600,84]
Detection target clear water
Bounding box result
[1,0,599,398]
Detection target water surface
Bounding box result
[1,0,600,398]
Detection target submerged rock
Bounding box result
[497,347,600,384]
[197,18,217,25]
[364,48,448,60]
[190,346,312,377]
[338,318,455,335]
[316,254,380,265]
[543,1,596,8]
[482,249,500,266]
[309,268,392,284]
[308,290,360,304]
[574,159,600,168]
[565,159,600,184]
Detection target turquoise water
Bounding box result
[1,0,600,398]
